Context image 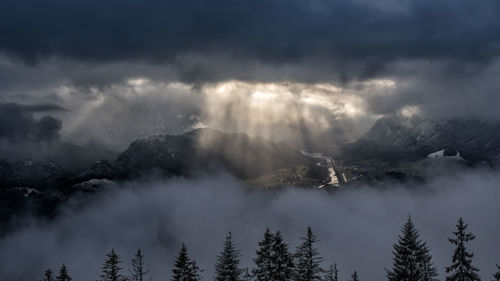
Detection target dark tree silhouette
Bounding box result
[172,243,201,281]
[271,230,294,281]
[253,228,294,281]
[242,268,253,281]
[99,248,125,281]
[386,216,438,281]
[215,232,243,281]
[130,248,150,281]
[253,228,274,281]
[56,264,71,281]
[294,227,323,281]
[493,265,500,281]
[41,268,55,281]
[446,217,481,281]
[349,271,359,281]
[324,264,339,281]
[420,243,439,281]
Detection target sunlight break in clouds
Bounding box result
[46,79,390,149]
[201,80,389,144]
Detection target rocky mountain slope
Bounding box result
[0,129,309,233]
[341,115,500,164]
[85,128,307,180]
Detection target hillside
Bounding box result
[340,116,500,165]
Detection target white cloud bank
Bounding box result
[1,170,500,281]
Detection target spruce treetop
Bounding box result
[100,248,125,281]
[215,232,242,281]
[387,216,438,281]
[42,268,55,281]
[294,227,323,281]
[324,264,339,281]
[349,271,359,281]
[253,228,274,281]
[271,230,294,281]
[56,264,72,281]
[446,217,481,281]
[131,248,150,281]
[172,243,201,281]
[493,265,500,281]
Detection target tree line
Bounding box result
[40,217,500,281]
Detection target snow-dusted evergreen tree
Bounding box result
[294,227,323,281]
[271,230,294,281]
[253,228,274,281]
[446,217,481,281]
[387,216,421,281]
[253,228,294,281]
[349,271,359,281]
[323,264,339,281]
[420,243,439,281]
[172,243,201,281]
[493,265,500,281]
[386,216,438,281]
[99,248,125,281]
[41,268,55,281]
[215,232,243,281]
[242,268,253,281]
[56,264,71,281]
[130,248,150,281]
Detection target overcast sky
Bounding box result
[1,0,500,147]
[1,2,500,280]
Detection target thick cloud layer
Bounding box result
[1,0,500,150]
[0,102,64,142]
[1,171,499,281]
[1,0,499,66]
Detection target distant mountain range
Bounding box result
[0,140,118,191]
[2,118,500,234]
[1,128,308,190]
[2,118,500,192]
[340,116,500,165]
[0,129,309,233]
[83,128,307,180]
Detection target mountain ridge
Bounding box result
[340,115,500,165]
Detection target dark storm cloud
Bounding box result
[0,103,65,142]
[1,0,499,66]
[1,0,500,142]
[363,59,500,119]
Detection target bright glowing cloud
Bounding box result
[37,78,393,148]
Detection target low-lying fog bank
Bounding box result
[1,170,500,281]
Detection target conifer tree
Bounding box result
[99,248,125,281]
[172,243,201,281]
[324,264,339,281]
[446,217,481,281]
[253,228,274,281]
[420,244,439,281]
[215,232,242,281]
[41,268,55,281]
[294,227,323,281]
[242,268,253,281]
[271,230,294,281]
[56,264,71,281]
[131,248,150,281]
[386,216,438,281]
[493,265,500,281]
[349,271,359,281]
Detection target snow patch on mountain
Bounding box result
[427,149,445,158]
